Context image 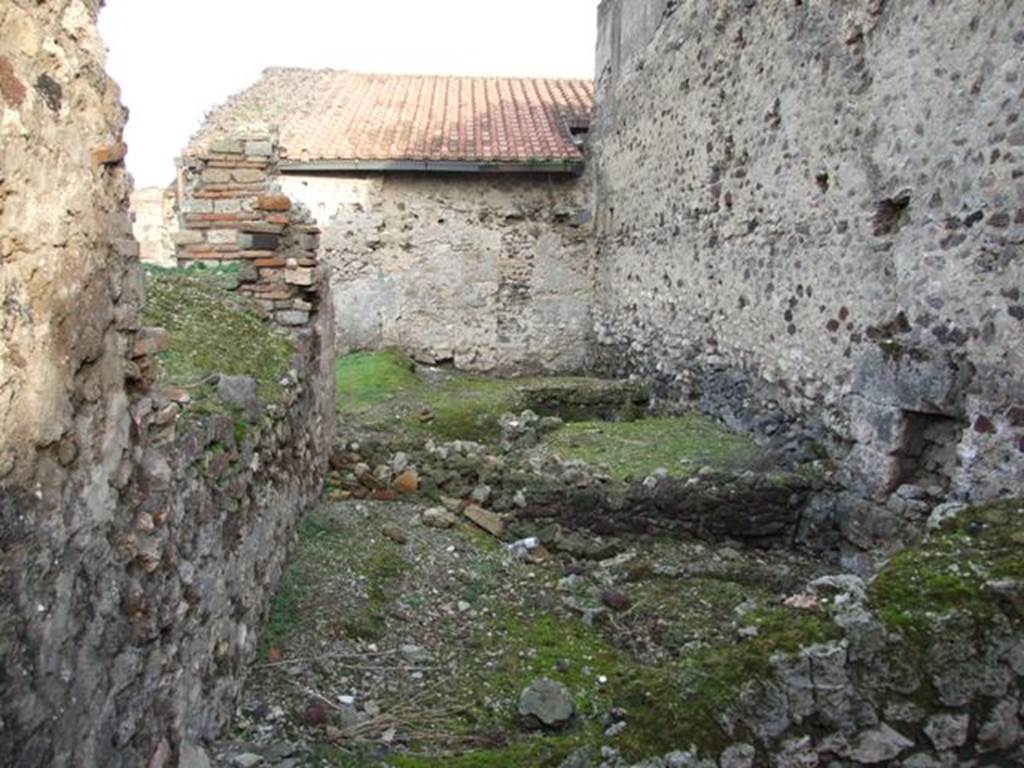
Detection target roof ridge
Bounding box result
[258,65,591,84]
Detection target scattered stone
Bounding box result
[604,721,627,738]
[300,702,328,727]
[382,526,408,545]
[470,484,492,504]
[719,743,755,768]
[601,589,631,611]
[927,502,967,531]
[400,644,432,664]
[463,504,505,538]
[421,507,457,528]
[391,452,409,473]
[230,755,264,768]
[518,678,575,728]
[924,713,969,751]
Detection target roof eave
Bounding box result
[278,158,585,176]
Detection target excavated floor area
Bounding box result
[210,352,1024,768]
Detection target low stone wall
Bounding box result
[281,172,594,373]
[590,0,1024,561]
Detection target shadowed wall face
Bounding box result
[591,0,1024,551]
[0,5,335,766]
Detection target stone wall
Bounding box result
[131,186,178,267]
[591,0,1024,559]
[281,172,594,373]
[0,4,334,766]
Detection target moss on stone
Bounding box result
[142,264,294,407]
[870,498,1024,637]
[544,414,764,481]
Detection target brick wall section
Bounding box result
[175,134,323,328]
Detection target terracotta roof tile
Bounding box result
[191,68,593,166]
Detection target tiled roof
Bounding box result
[190,68,593,167]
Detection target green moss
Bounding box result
[545,414,764,481]
[871,498,1024,637]
[334,351,593,444]
[336,349,419,413]
[389,736,582,768]
[421,587,839,764]
[142,264,294,408]
[616,606,840,757]
[341,549,409,640]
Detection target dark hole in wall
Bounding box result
[815,172,830,193]
[873,194,911,236]
[892,410,962,490]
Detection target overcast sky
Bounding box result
[98,0,601,188]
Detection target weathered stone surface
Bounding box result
[421,507,457,529]
[591,0,1024,547]
[923,713,969,751]
[463,504,505,538]
[0,8,336,765]
[518,678,574,728]
[281,173,592,374]
[216,375,261,419]
[846,723,914,764]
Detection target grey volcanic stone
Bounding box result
[924,713,969,751]
[846,723,914,763]
[518,678,575,728]
[217,375,261,419]
[719,744,755,768]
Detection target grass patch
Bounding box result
[871,498,1024,637]
[336,349,419,413]
[341,549,409,641]
[423,588,839,764]
[335,351,593,444]
[545,414,764,480]
[143,264,294,407]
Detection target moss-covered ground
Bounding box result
[545,416,762,481]
[142,264,295,411]
[239,498,840,767]
[335,352,769,479]
[871,498,1024,636]
[336,349,598,443]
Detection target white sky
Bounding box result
[98,0,601,188]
